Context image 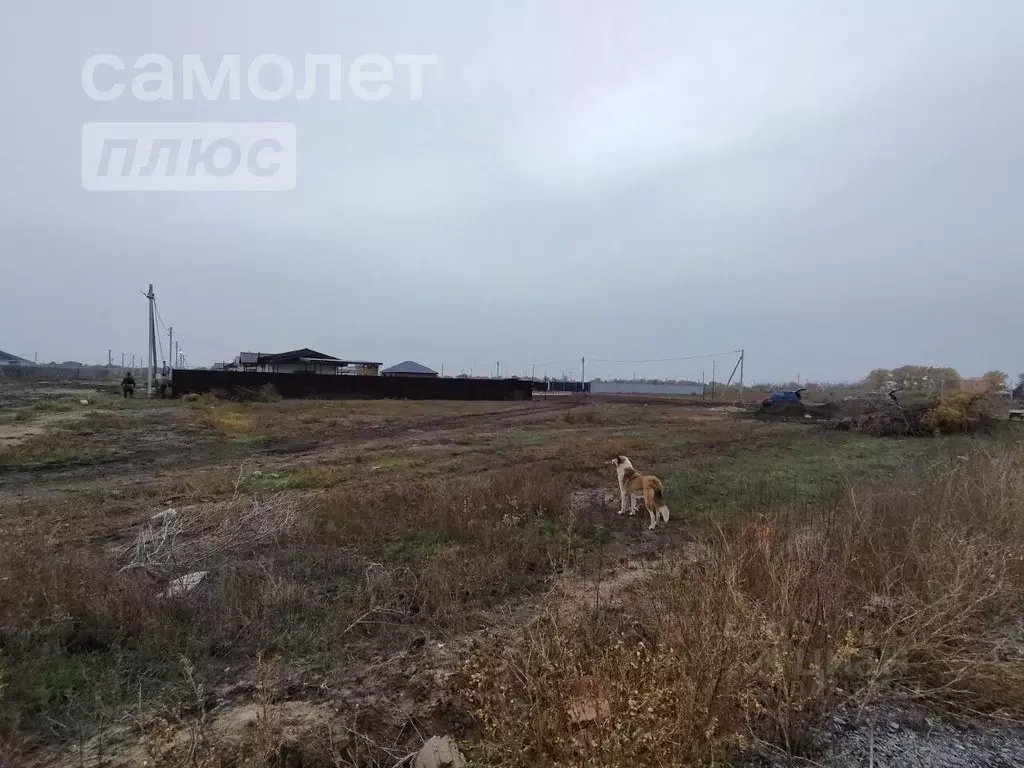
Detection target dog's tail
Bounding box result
[649,477,670,523]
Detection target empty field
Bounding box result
[1,382,1023,766]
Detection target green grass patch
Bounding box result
[242,469,302,492]
[660,433,922,524]
[22,648,168,721]
[230,435,264,445]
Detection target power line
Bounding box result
[590,349,742,364]
[530,359,578,367]
[154,300,169,333]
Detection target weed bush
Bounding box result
[457,443,1024,765]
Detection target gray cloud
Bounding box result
[2,1,1023,382]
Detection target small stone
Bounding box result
[413,736,466,768]
[166,571,208,597]
[567,695,611,725]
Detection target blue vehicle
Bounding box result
[760,388,806,409]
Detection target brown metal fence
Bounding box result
[170,370,532,402]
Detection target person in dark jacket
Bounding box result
[121,372,136,398]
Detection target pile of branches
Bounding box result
[827,391,1001,437]
[120,493,301,578]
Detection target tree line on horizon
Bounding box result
[591,366,1022,394]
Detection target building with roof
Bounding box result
[235,352,261,370]
[0,349,30,365]
[381,360,439,378]
[231,348,382,375]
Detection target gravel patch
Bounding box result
[744,697,1024,768]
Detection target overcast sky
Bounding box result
[2,1,1023,383]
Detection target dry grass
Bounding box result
[2,391,1023,766]
[0,463,594,762]
[456,443,1024,766]
[0,431,97,468]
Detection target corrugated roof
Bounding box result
[258,348,339,365]
[0,349,30,364]
[381,360,438,375]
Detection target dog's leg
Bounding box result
[647,504,658,530]
[629,493,638,516]
[618,486,628,515]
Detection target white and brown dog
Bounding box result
[612,456,670,530]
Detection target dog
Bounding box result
[611,456,670,530]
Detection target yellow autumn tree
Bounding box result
[981,371,1009,394]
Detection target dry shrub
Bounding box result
[253,383,282,403]
[457,442,1024,765]
[833,391,1002,437]
[563,406,601,425]
[922,390,976,433]
[0,468,591,754]
[0,495,340,747]
[921,390,999,434]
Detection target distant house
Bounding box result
[0,349,30,365]
[236,352,261,370]
[233,348,382,375]
[381,360,439,378]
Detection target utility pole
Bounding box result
[441,362,445,377]
[496,360,500,378]
[108,349,113,366]
[581,356,585,386]
[702,371,706,401]
[711,359,716,401]
[174,340,179,371]
[146,284,156,396]
[167,326,173,375]
[739,349,745,405]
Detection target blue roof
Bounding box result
[381,360,438,375]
